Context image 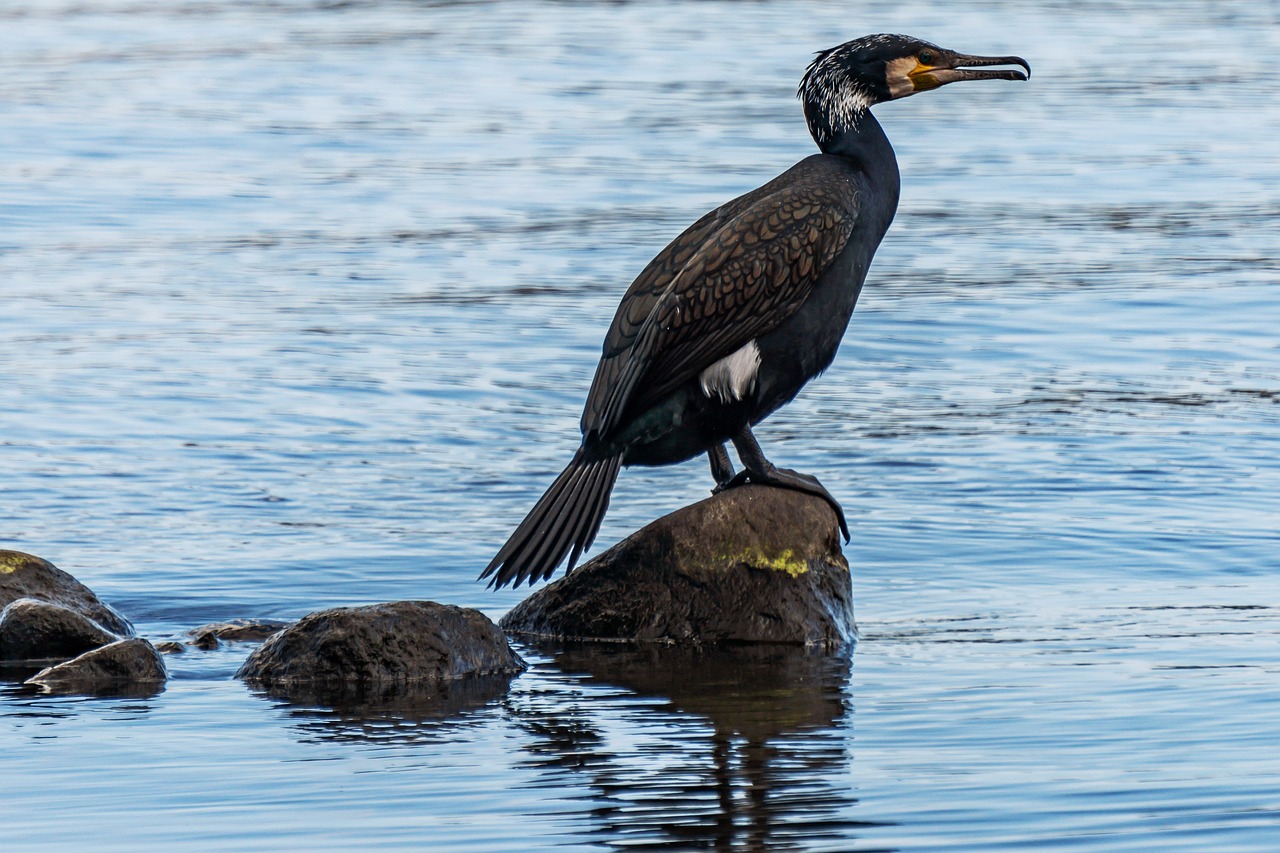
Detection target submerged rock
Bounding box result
[500,485,855,647]
[236,601,526,690]
[26,638,167,695]
[0,598,119,663]
[0,550,134,637]
[187,619,291,643]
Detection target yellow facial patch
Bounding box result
[907,59,943,92]
[886,55,938,98]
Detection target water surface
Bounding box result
[2,1,1278,850]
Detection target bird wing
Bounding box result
[581,166,859,440]
[578,190,763,436]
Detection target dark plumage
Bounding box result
[483,34,1029,588]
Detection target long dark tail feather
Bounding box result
[481,453,623,589]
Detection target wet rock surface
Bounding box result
[0,598,119,663]
[26,638,167,695]
[0,550,134,637]
[500,485,855,647]
[236,601,526,690]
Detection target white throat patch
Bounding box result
[699,340,762,403]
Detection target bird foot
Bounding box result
[711,470,750,495]
[712,465,849,542]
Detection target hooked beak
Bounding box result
[909,51,1031,92]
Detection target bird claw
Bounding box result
[711,466,849,542]
[777,469,849,543]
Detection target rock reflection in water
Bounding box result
[3,664,166,701]
[509,642,880,850]
[249,673,518,745]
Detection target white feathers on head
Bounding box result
[797,34,920,144]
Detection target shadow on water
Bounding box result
[507,642,888,851]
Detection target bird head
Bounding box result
[798,34,1030,147]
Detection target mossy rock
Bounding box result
[0,550,133,637]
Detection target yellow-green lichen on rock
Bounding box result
[722,546,809,577]
[1,550,32,574]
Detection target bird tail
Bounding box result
[481,451,623,589]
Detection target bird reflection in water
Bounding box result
[507,642,885,850]
[244,643,882,847]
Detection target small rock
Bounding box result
[0,598,119,663]
[26,638,167,694]
[188,631,220,650]
[154,641,185,655]
[500,485,856,647]
[0,550,134,637]
[186,619,291,643]
[236,601,526,689]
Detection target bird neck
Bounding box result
[817,109,893,165]
[817,110,901,245]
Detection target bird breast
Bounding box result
[698,340,761,404]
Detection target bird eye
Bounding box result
[918,50,935,65]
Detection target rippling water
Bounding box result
[3,1,1279,850]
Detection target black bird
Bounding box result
[483,34,1029,588]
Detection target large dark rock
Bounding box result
[236,601,526,690]
[26,638,167,695]
[500,485,855,647]
[0,550,134,637]
[0,598,119,663]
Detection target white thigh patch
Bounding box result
[699,340,761,403]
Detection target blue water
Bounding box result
[3,1,1279,850]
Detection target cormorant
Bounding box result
[483,34,1029,589]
